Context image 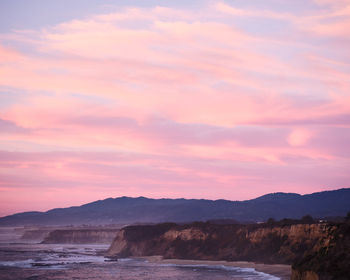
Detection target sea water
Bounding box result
[0,237,280,279]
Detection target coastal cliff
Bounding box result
[42,229,119,244]
[107,222,349,279]
[291,223,350,280]
[21,229,51,241]
[107,222,331,263]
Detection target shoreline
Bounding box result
[141,256,291,280]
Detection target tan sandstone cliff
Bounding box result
[107,223,332,262]
[107,222,349,279]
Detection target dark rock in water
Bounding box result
[104,257,118,262]
[31,262,65,267]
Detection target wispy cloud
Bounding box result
[0,0,349,215]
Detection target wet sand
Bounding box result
[143,256,291,280]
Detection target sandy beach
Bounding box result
[143,256,291,280]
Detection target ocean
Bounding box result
[0,231,281,280]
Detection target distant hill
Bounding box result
[0,188,349,226]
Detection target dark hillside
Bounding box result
[0,188,349,226]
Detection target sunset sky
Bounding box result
[0,0,349,216]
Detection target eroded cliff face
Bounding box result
[247,224,331,244]
[107,223,330,262]
[21,229,51,242]
[291,270,319,280]
[42,229,119,244]
[107,222,349,279]
[163,228,209,241]
[246,224,335,262]
[291,223,350,280]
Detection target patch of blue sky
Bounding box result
[102,0,206,10]
[223,0,317,15]
[115,19,154,31]
[227,16,293,37]
[0,87,26,108]
[0,39,40,58]
[0,87,57,108]
[0,0,204,32]
[245,69,332,98]
[0,0,112,32]
[282,92,332,108]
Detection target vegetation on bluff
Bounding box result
[109,221,328,263]
[108,214,350,279]
[292,215,350,280]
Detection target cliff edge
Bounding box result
[107,222,349,279]
[42,229,119,244]
[291,223,350,280]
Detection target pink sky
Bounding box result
[0,0,349,216]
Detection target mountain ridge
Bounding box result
[1,188,349,226]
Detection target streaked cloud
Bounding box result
[0,0,349,215]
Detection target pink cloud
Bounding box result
[0,148,348,216]
[0,2,349,215]
[287,128,312,146]
[215,2,295,21]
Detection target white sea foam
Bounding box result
[0,259,34,268]
[0,246,107,269]
[158,263,280,279]
[254,270,281,280]
[38,253,106,265]
[117,258,134,262]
